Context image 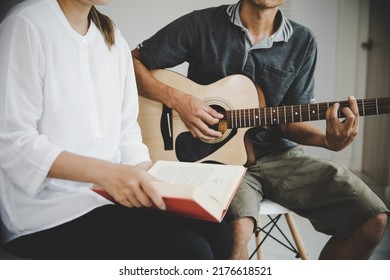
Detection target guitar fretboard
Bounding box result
[225,97,390,128]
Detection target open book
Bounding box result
[92,160,246,222]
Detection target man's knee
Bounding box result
[360,213,388,244]
[230,216,257,235]
[370,213,387,231]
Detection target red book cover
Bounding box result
[92,187,229,222]
[92,161,246,222]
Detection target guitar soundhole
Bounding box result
[175,103,238,163]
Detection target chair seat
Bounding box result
[259,199,290,215]
[252,199,309,260]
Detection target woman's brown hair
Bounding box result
[88,6,115,49]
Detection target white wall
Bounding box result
[99,0,237,49]
[99,0,237,74]
[332,0,369,171]
[99,0,367,170]
[1,0,369,169]
[289,0,339,161]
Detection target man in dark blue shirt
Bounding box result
[132,0,388,259]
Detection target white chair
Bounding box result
[250,199,309,260]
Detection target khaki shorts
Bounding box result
[225,146,389,239]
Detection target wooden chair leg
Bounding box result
[284,213,309,260]
[255,214,264,260]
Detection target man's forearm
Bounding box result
[280,122,326,148]
[131,49,177,108]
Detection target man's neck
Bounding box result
[239,1,281,45]
[57,0,91,35]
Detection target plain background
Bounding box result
[97,0,368,171]
[1,0,388,259]
[0,0,373,177]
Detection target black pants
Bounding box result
[4,205,233,260]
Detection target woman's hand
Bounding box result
[99,162,165,210]
[48,151,165,210]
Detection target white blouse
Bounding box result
[0,0,150,242]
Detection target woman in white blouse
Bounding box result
[0,0,233,259]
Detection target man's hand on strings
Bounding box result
[173,93,224,141]
[324,96,359,151]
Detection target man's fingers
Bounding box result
[188,119,222,140]
[348,96,359,130]
[341,107,355,128]
[204,105,224,120]
[348,96,359,116]
[325,102,339,132]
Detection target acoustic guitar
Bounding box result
[137,69,390,166]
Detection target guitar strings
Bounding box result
[165,98,390,129]
[225,97,390,128]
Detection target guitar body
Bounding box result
[138,69,265,166]
[138,70,390,165]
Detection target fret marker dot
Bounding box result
[312,110,316,114]
[295,112,298,115]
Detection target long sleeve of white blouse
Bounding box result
[0,8,150,198]
[0,14,64,197]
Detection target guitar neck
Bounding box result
[224,97,390,128]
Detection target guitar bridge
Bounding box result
[161,105,173,150]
